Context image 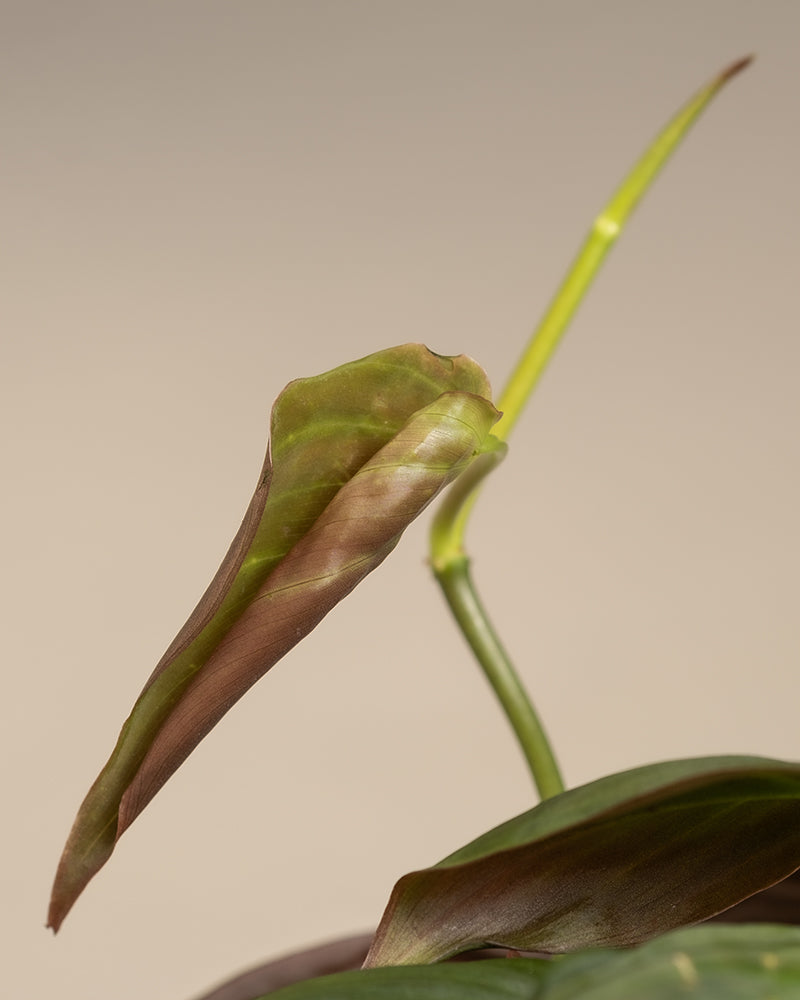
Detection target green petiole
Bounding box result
[431,58,753,800]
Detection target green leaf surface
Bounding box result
[258,956,546,1000]
[259,925,800,1000]
[540,924,800,1000]
[366,756,800,966]
[48,345,499,931]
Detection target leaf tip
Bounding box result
[47,873,77,934]
[46,899,65,935]
[718,54,754,85]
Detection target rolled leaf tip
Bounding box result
[48,345,499,930]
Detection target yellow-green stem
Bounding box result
[431,58,752,799]
[437,557,564,799]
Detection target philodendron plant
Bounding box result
[49,58,800,999]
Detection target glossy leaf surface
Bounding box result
[48,345,499,931]
[264,924,800,1000]
[366,756,800,966]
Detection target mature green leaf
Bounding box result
[540,923,800,999]
[48,345,499,931]
[365,756,800,966]
[253,924,800,1000]
[255,956,546,1000]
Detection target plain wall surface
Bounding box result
[3,3,798,998]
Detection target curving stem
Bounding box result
[430,58,753,800]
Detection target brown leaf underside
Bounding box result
[48,346,498,931]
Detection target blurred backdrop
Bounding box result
[3,3,798,998]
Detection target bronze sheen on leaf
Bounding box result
[263,924,800,1000]
[48,344,499,932]
[365,755,800,967]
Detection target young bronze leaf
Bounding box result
[365,755,800,966]
[48,344,500,932]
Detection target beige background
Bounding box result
[3,3,798,998]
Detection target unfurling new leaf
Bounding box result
[48,344,500,932]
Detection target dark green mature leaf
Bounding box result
[365,756,800,966]
[252,925,800,1000]
[256,956,546,1000]
[540,924,800,999]
[48,345,500,931]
